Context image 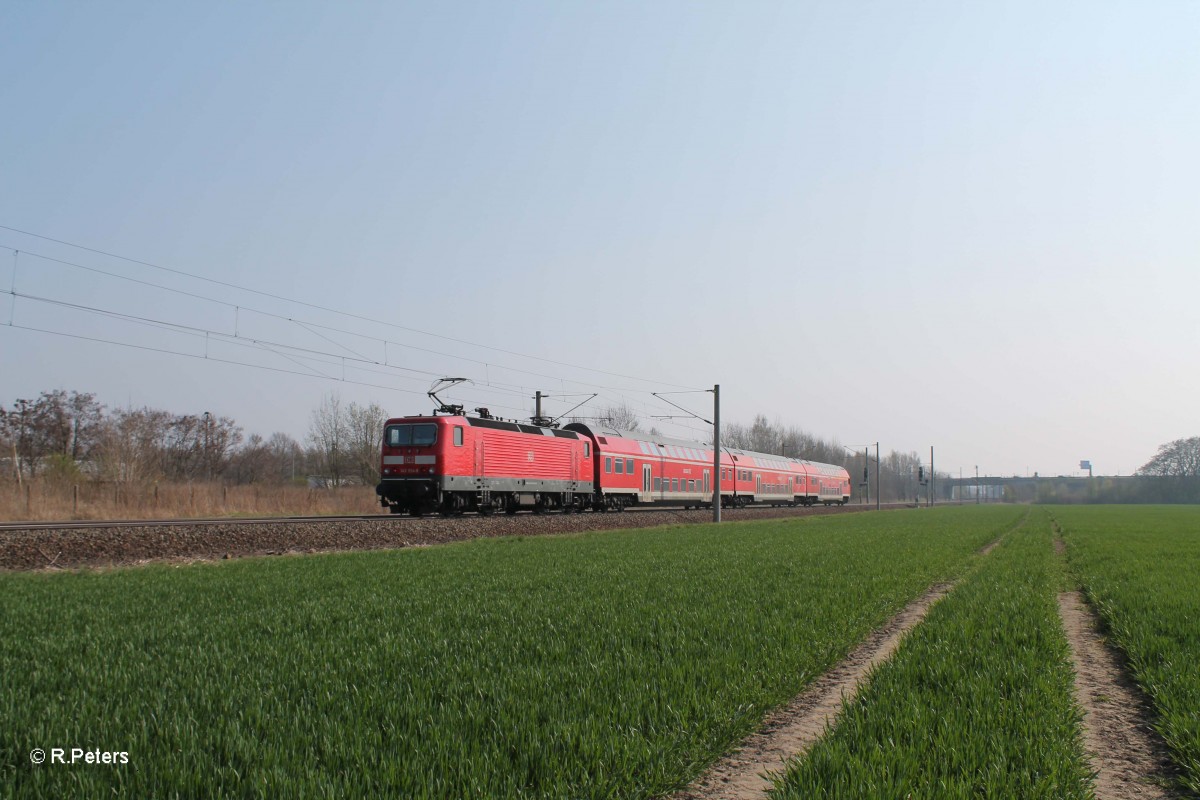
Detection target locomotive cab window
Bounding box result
[385,424,437,447]
[584,442,590,457]
[453,427,463,447]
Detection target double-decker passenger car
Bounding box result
[563,423,851,509]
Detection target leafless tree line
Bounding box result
[0,389,388,488]
[305,392,387,486]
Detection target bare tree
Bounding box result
[0,391,107,477]
[202,415,242,480]
[308,392,348,485]
[0,406,20,484]
[227,434,272,485]
[599,403,641,431]
[266,432,304,483]
[93,407,173,483]
[346,401,386,484]
[747,414,777,453]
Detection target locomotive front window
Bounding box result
[385,424,438,447]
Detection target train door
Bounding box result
[659,449,667,501]
[642,463,652,501]
[703,469,710,497]
[756,473,762,498]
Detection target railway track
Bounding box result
[0,502,921,571]
[0,502,914,532]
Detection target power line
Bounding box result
[0,244,692,397]
[1,321,535,418]
[5,288,591,406]
[2,289,555,417]
[0,225,703,391]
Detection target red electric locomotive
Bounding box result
[377,412,594,516]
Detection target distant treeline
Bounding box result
[989,475,1200,505]
[0,390,384,487]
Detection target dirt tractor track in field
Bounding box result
[678,522,1184,800]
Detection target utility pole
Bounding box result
[712,384,721,524]
[976,465,980,504]
[203,411,212,483]
[864,447,870,506]
[875,441,880,511]
[930,446,935,507]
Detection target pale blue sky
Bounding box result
[2,1,1197,477]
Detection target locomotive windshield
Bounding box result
[385,424,438,447]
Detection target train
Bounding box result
[375,404,851,516]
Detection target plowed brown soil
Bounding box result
[0,504,866,571]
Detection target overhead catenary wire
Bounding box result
[4,320,535,418]
[0,226,703,391]
[2,288,561,418]
[0,244,688,398]
[0,229,719,434]
[5,288,541,399]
